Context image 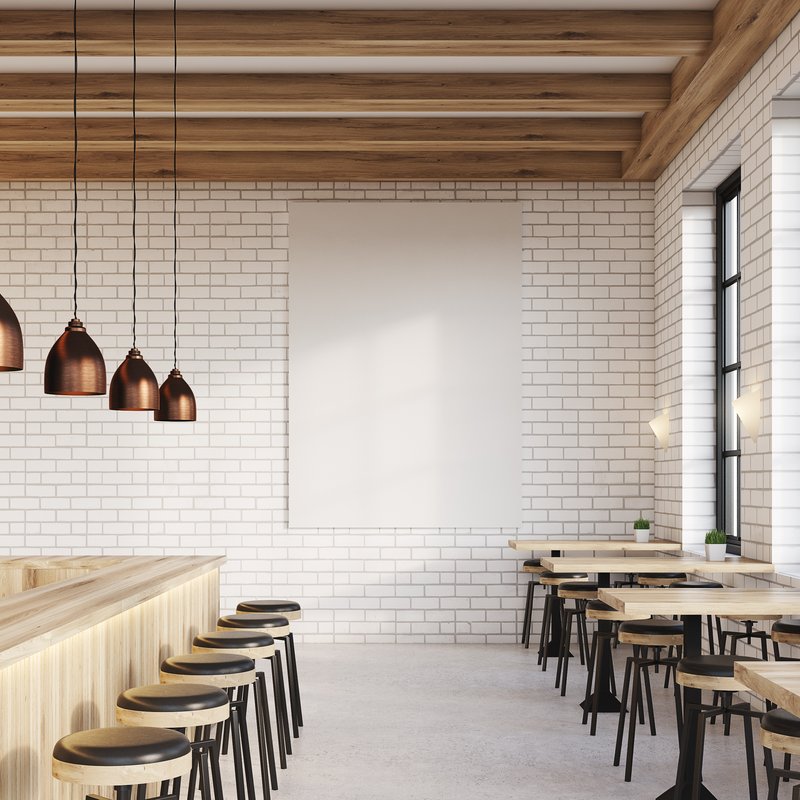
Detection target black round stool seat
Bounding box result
[762,708,800,738]
[539,571,589,580]
[53,727,190,767]
[773,619,800,636]
[559,581,599,593]
[618,618,683,636]
[677,654,760,678]
[237,599,301,615]
[523,558,541,568]
[195,629,275,649]
[219,613,290,631]
[670,580,724,589]
[117,684,229,714]
[638,572,687,579]
[161,652,254,677]
[587,600,616,613]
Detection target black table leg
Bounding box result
[656,614,719,800]
[580,571,621,713]
[543,550,563,656]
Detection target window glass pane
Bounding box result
[724,195,739,280]
[724,284,738,365]
[724,370,739,451]
[724,456,739,537]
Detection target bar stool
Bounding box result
[718,615,782,659]
[52,727,192,800]
[116,683,229,800]
[194,628,290,774]
[536,571,588,672]
[521,558,546,648]
[675,654,762,800]
[220,611,302,739]
[160,652,265,800]
[555,581,598,696]
[614,618,684,782]
[670,579,723,655]
[761,707,800,797]
[583,600,650,735]
[771,619,800,661]
[236,602,302,723]
[637,572,687,587]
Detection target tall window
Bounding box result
[716,170,741,553]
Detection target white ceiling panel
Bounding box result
[0,55,680,74]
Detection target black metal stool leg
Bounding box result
[238,687,258,800]
[540,593,553,670]
[229,701,248,800]
[273,651,292,759]
[278,637,301,738]
[257,670,279,789]
[741,708,758,800]
[691,709,708,800]
[764,747,779,800]
[522,580,535,647]
[613,654,634,767]
[253,674,274,796]
[286,632,304,727]
[582,630,598,725]
[115,788,133,800]
[624,649,643,782]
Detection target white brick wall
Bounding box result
[0,180,654,642]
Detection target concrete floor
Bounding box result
[219,643,778,800]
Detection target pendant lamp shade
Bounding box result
[44,318,105,395]
[155,368,196,421]
[109,347,159,411]
[0,293,23,372]
[45,0,106,396]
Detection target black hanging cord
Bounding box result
[172,0,178,369]
[72,0,78,320]
[131,0,137,348]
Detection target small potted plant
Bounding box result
[705,529,727,562]
[633,516,651,543]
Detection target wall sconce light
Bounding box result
[733,386,761,441]
[648,409,669,450]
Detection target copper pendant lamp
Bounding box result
[155,0,196,422]
[109,0,159,412]
[0,292,23,372]
[44,0,105,395]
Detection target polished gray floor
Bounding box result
[220,643,775,800]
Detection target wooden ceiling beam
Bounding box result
[0,117,641,153]
[0,150,624,182]
[0,72,671,113]
[0,10,713,57]
[624,0,800,180]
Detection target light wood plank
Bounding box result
[508,538,682,551]
[0,73,672,114]
[624,0,800,179]
[599,588,800,617]
[542,555,774,574]
[0,10,713,57]
[735,661,800,717]
[0,149,625,182]
[0,116,641,153]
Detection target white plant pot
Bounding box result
[634,529,651,543]
[705,543,727,562]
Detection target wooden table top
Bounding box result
[542,555,774,574]
[509,538,681,552]
[599,587,800,617]
[734,661,800,717]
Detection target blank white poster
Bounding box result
[288,202,521,528]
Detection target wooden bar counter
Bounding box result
[0,554,224,799]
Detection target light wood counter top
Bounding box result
[509,538,681,551]
[0,555,224,670]
[599,587,800,617]
[543,555,773,575]
[734,661,800,717]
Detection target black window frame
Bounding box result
[716,169,742,555]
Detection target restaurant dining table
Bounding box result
[508,538,682,665]
[538,555,774,720]
[600,586,799,800]
[734,660,800,717]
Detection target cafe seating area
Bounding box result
[5,1,800,799]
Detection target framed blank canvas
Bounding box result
[288,201,521,528]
